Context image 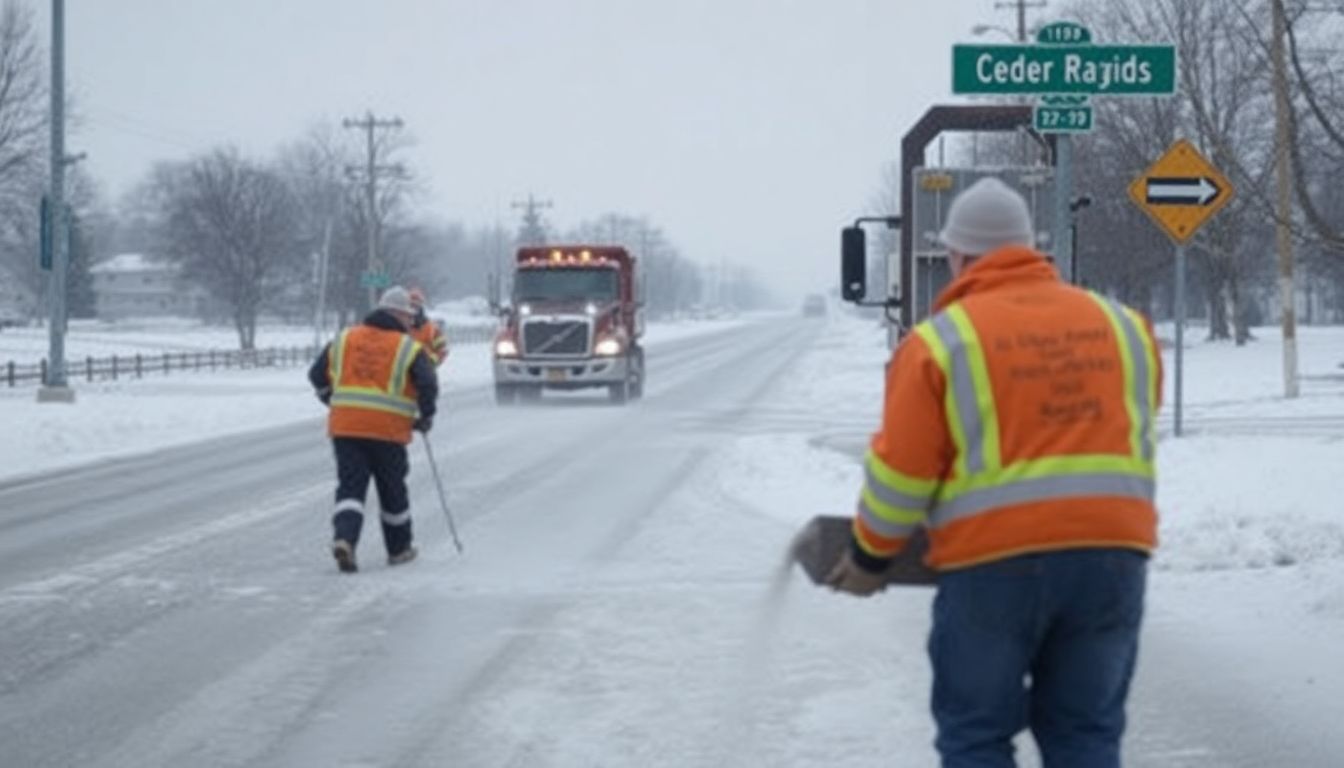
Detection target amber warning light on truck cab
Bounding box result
[529,249,609,265]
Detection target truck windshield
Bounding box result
[514,268,618,303]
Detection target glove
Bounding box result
[825,548,889,597]
[413,416,433,434]
[315,387,331,406]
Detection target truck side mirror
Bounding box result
[841,226,867,303]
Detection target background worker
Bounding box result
[408,287,449,366]
[826,177,1163,767]
[309,285,439,573]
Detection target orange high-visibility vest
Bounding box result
[328,326,423,445]
[853,246,1163,570]
[411,320,448,366]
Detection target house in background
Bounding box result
[91,254,200,320]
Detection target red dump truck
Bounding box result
[492,245,645,405]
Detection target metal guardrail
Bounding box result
[3,324,496,388]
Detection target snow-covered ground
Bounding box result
[0,314,498,362]
[3,310,1342,765]
[707,312,1344,765]
[0,316,753,482]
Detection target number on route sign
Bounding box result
[1128,139,1235,244]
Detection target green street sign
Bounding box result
[360,270,391,289]
[952,44,1176,95]
[1034,104,1093,133]
[39,195,51,270]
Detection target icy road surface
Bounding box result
[2,317,1342,767]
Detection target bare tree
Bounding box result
[0,0,47,316]
[565,213,708,316]
[149,147,304,349]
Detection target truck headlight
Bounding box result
[594,337,622,356]
[495,339,519,357]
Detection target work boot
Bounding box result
[332,539,358,573]
[387,545,418,567]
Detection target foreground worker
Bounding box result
[408,287,449,366]
[827,177,1162,767]
[309,286,439,573]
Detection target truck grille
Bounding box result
[522,319,590,356]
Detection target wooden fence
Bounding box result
[4,324,496,388]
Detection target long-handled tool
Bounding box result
[422,437,463,553]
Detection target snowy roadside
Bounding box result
[0,317,753,483]
[698,310,1344,758]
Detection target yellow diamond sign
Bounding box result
[1128,139,1234,244]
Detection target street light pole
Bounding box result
[39,0,74,403]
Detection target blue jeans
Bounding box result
[928,549,1147,768]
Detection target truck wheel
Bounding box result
[608,380,630,405]
[494,384,517,405]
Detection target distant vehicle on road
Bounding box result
[801,294,827,317]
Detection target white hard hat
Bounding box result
[378,286,414,314]
[938,177,1035,256]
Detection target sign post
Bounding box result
[1128,139,1235,437]
[954,24,1177,285]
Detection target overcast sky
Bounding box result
[60,0,1008,301]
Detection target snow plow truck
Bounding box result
[492,245,645,405]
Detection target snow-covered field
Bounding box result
[0,313,499,362]
[0,316,753,481]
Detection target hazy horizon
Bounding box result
[56,0,1002,303]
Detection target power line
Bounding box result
[341,111,405,311]
[511,193,553,246]
[994,0,1047,42]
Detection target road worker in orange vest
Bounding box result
[826,177,1162,767]
[308,286,439,573]
[407,287,449,366]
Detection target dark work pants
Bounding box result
[929,549,1148,768]
[331,437,413,556]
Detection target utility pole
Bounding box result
[1271,0,1299,398]
[511,193,553,246]
[995,0,1046,42]
[39,0,74,403]
[342,111,404,312]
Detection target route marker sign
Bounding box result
[1128,138,1234,244]
[1033,104,1093,133]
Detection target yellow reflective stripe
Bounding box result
[388,337,417,394]
[932,472,1155,527]
[865,450,938,499]
[946,304,1001,471]
[857,497,923,540]
[939,453,1154,499]
[914,320,969,478]
[1090,295,1142,459]
[329,330,348,386]
[1090,294,1159,462]
[330,390,418,417]
[861,483,926,523]
[1124,304,1162,427]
